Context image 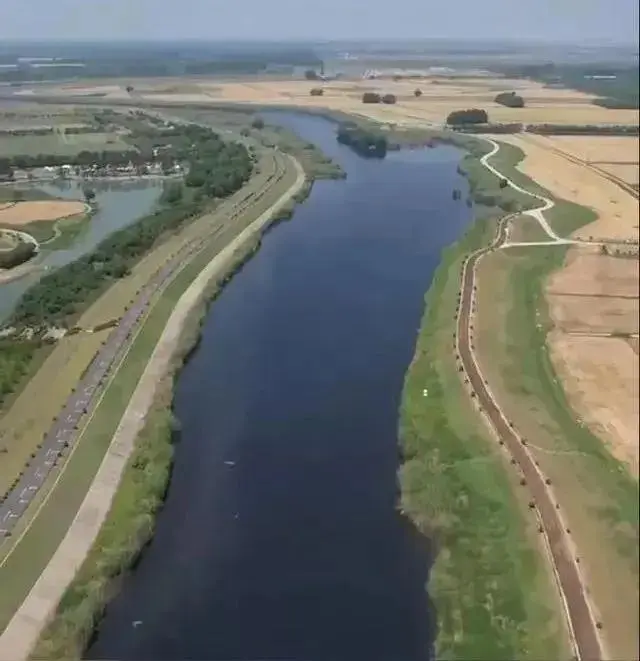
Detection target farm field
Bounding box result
[0,132,132,157]
[36,75,640,126]
[474,244,639,661]
[496,134,639,241]
[539,135,640,164]
[0,200,86,226]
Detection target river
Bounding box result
[0,180,161,321]
[88,112,473,661]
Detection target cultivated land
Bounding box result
[27,75,640,126]
[0,71,637,658]
[0,200,86,226]
[0,132,131,157]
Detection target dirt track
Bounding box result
[456,217,602,661]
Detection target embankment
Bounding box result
[1,159,306,660]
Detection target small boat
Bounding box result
[224,461,236,467]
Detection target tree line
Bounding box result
[8,123,253,328]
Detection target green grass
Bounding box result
[399,216,570,661]
[0,132,132,157]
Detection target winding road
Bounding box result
[455,138,604,660]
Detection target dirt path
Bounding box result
[0,155,305,661]
[456,217,603,660]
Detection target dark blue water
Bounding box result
[89,113,472,661]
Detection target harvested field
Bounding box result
[497,135,640,241]
[0,201,86,227]
[546,246,639,474]
[43,76,640,126]
[542,136,640,164]
[598,163,639,186]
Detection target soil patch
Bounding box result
[0,201,86,227]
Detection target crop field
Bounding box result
[0,200,87,227]
[39,75,640,127]
[0,131,132,157]
[474,244,639,660]
[497,134,639,241]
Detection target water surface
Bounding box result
[89,113,473,661]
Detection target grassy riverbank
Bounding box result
[400,133,638,658]
[399,214,570,661]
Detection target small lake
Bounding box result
[88,112,473,661]
[0,180,162,321]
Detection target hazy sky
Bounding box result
[0,0,638,44]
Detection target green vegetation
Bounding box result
[7,124,252,329]
[310,87,324,96]
[399,215,568,661]
[0,133,133,163]
[0,238,36,269]
[499,63,639,110]
[362,92,382,104]
[495,91,525,108]
[526,124,638,136]
[446,109,489,126]
[336,124,388,158]
[0,338,43,405]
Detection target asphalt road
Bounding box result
[0,244,196,539]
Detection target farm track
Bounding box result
[454,139,605,660]
[0,150,289,541]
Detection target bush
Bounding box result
[414,89,423,97]
[362,92,381,104]
[310,88,324,96]
[446,109,489,126]
[304,69,318,80]
[251,117,265,130]
[495,91,525,108]
[382,94,397,105]
[336,124,387,158]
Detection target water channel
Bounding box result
[0,179,162,320]
[88,112,473,661]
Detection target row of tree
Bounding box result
[8,123,253,328]
[526,124,639,135]
[362,92,398,105]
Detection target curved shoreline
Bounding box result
[0,155,306,660]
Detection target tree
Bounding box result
[126,85,135,93]
[362,92,381,104]
[310,88,324,96]
[382,94,397,105]
[495,91,525,108]
[83,187,96,203]
[251,117,265,130]
[304,69,318,80]
[414,88,423,97]
[446,108,489,125]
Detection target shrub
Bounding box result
[310,88,324,96]
[495,91,525,108]
[382,94,397,105]
[362,92,381,104]
[446,108,489,125]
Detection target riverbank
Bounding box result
[0,155,305,660]
[399,134,638,659]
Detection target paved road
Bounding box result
[455,225,603,659]
[0,154,287,541]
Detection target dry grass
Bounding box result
[474,248,639,660]
[541,136,640,164]
[496,135,640,241]
[545,247,639,475]
[0,201,86,227]
[44,76,640,126]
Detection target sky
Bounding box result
[0,0,638,44]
